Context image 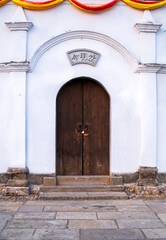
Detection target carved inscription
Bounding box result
[67,49,101,67]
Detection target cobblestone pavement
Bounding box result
[0,199,166,240]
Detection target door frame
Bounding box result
[56,76,111,177]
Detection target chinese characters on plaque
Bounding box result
[67,49,101,67]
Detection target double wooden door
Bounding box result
[56,77,109,176]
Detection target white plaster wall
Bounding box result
[157,74,166,172]
[27,38,140,174]
[0,3,16,62]
[25,1,142,63]
[0,73,10,173]
[152,6,166,63]
[0,2,166,174]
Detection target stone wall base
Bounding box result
[136,167,159,186]
[4,187,29,196]
[0,168,166,198]
[6,168,29,187]
[125,184,166,199]
[1,170,166,186]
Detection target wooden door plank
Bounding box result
[56,79,83,175]
[83,79,109,175]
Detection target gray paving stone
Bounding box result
[145,200,166,204]
[6,219,67,229]
[24,199,145,206]
[0,229,35,240]
[44,204,116,212]
[145,202,166,213]
[0,206,21,212]
[0,202,23,207]
[0,202,23,212]
[0,212,13,233]
[142,228,166,239]
[68,219,117,229]
[80,229,145,240]
[14,212,56,220]
[116,205,151,212]
[117,219,165,229]
[34,229,79,240]
[97,211,157,220]
[56,212,97,220]
[18,205,44,213]
[157,213,166,224]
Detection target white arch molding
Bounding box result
[29,30,138,72]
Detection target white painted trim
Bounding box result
[5,22,33,31]
[135,23,162,33]
[0,62,29,72]
[29,30,138,72]
[158,65,166,74]
[136,63,163,73]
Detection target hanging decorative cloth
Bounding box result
[68,0,119,12]
[122,0,166,10]
[0,0,10,6]
[0,0,165,11]
[11,0,64,10]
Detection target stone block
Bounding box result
[34,229,79,240]
[56,212,97,220]
[44,204,116,212]
[146,202,166,213]
[116,205,151,212]
[87,192,128,199]
[117,219,165,229]
[0,174,9,184]
[158,173,166,183]
[56,176,110,186]
[14,212,56,220]
[40,192,89,200]
[6,219,67,229]
[137,167,159,186]
[7,179,29,187]
[29,174,55,185]
[68,219,117,229]
[157,213,166,224]
[80,229,145,240]
[123,172,139,184]
[0,213,13,232]
[7,168,29,174]
[97,211,157,220]
[0,229,35,240]
[6,167,29,188]
[18,205,44,213]
[142,228,166,239]
[43,177,55,186]
[110,176,123,185]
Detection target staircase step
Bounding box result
[56,176,111,186]
[40,191,128,200]
[43,176,123,187]
[41,185,124,192]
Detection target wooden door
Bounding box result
[56,77,109,176]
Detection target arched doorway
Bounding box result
[56,77,110,176]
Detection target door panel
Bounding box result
[56,79,83,175]
[83,80,109,175]
[56,77,109,176]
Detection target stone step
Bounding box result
[57,176,111,186]
[41,185,124,192]
[40,191,128,200]
[43,176,123,186]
